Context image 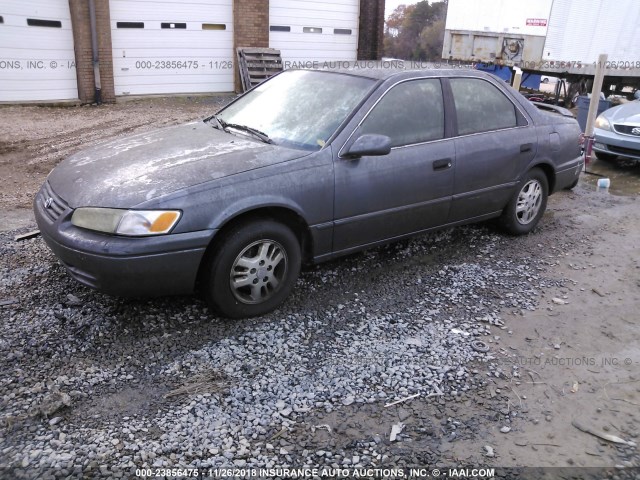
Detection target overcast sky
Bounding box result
[384,0,419,19]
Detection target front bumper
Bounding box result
[34,183,216,297]
[594,128,640,160]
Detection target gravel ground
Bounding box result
[1,215,563,477]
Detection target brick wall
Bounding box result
[358,0,385,60]
[69,0,115,103]
[233,0,270,92]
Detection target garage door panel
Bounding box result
[110,0,233,21]
[110,0,234,95]
[271,1,359,17]
[0,48,75,61]
[110,22,232,32]
[111,32,233,50]
[3,0,73,19]
[0,1,78,102]
[114,72,231,85]
[0,25,75,51]
[2,76,78,88]
[275,50,358,62]
[270,32,357,45]
[1,82,78,102]
[113,79,232,95]
[270,0,360,63]
[271,18,358,29]
[112,47,233,58]
[271,9,358,21]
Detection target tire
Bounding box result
[203,220,301,319]
[500,168,549,235]
[594,151,618,162]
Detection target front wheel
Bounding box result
[500,168,549,235]
[203,220,301,319]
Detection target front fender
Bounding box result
[206,195,308,230]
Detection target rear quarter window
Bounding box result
[450,78,518,135]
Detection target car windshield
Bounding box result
[216,70,375,151]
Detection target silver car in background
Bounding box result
[593,97,640,162]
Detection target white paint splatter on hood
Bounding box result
[48,121,307,208]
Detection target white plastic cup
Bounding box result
[597,178,611,189]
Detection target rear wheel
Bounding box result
[500,168,549,235]
[594,151,618,162]
[203,220,301,319]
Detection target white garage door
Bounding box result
[110,0,234,96]
[269,0,359,63]
[0,0,78,102]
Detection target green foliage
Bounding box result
[384,1,447,61]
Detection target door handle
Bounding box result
[433,158,452,171]
[520,143,533,153]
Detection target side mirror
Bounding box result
[343,134,392,159]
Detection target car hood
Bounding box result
[602,101,640,124]
[48,121,307,208]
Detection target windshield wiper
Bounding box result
[206,114,228,130]
[206,115,273,145]
[224,123,274,144]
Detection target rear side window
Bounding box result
[450,78,517,135]
[360,79,444,148]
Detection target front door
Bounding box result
[333,78,455,253]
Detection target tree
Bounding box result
[384,1,448,61]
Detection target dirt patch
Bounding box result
[72,384,169,422]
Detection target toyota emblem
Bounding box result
[632,127,640,136]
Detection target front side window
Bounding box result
[360,79,445,148]
[218,70,375,151]
[450,78,517,135]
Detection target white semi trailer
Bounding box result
[442,0,640,103]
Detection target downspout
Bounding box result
[88,0,102,104]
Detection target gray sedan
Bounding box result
[34,69,583,318]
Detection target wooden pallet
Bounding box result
[236,47,283,92]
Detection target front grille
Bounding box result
[608,145,640,157]
[38,181,69,222]
[613,124,640,136]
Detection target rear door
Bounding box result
[333,78,455,252]
[446,77,536,222]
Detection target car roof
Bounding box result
[311,64,486,81]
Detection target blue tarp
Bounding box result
[474,63,541,90]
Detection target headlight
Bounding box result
[71,208,181,236]
[595,115,611,131]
